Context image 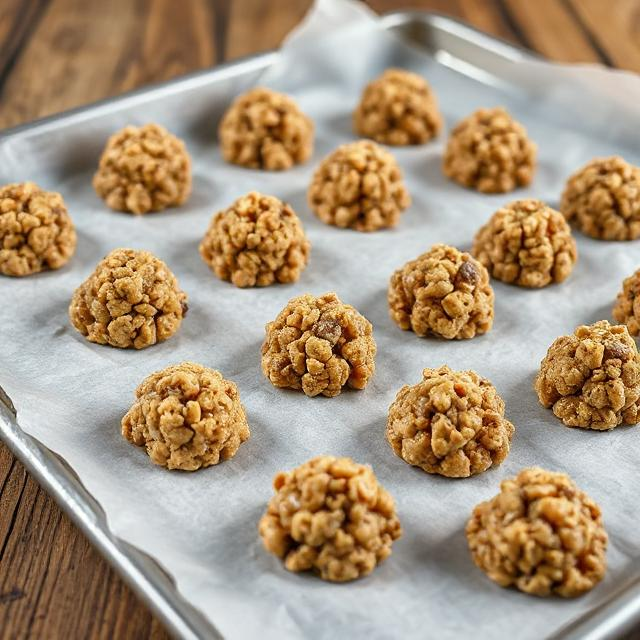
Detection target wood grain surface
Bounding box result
[1,1,639,638]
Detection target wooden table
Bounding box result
[1,1,639,638]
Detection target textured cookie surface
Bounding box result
[613,268,640,336]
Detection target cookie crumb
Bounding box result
[613,267,640,336]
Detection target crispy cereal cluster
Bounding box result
[199,192,310,288]
[535,320,640,430]
[307,140,411,231]
[69,248,188,349]
[219,87,314,170]
[561,156,640,241]
[466,467,608,597]
[0,182,76,277]
[388,244,494,339]
[93,124,192,214]
[443,107,536,193]
[261,292,376,397]
[472,199,577,288]
[386,366,514,478]
[258,455,402,582]
[353,68,442,145]
[122,362,249,471]
[613,268,640,336]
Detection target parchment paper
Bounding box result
[2,1,640,638]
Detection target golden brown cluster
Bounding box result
[261,292,376,397]
[353,68,442,145]
[561,156,640,241]
[472,199,577,288]
[443,107,536,193]
[218,87,314,170]
[388,244,494,340]
[535,320,640,430]
[613,268,640,336]
[258,455,402,582]
[0,182,76,277]
[307,140,411,231]
[386,366,514,478]
[122,362,249,471]
[466,467,608,597]
[69,248,188,349]
[93,124,192,214]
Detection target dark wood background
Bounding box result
[1,1,639,638]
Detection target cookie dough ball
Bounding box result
[122,362,249,471]
[386,366,514,478]
[472,199,577,288]
[0,182,76,277]
[535,320,640,430]
[258,455,402,582]
[443,107,536,193]
[307,140,411,232]
[219,87,314,170]
[93,123,191,215]
[613,268,640,335]
[199,192,310,288]
[261,292,376,397]
[466,467,608,597]
[561,156,640,241]
[353,68,442,145]
[388,244,494,339]
[69,248,188,349]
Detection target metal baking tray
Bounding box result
[1,11,639,640]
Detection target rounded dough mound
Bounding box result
[0,182,76,277]
[122,362,249,471]
[93,123,192,214]
[258,455,402,582]
[466,467,608,597]
[535,320,640,430]
[261,292,376,398]
[69,248,188,349]
[386,365,514,478]
[388,244,494,339]
[613,267,640,336]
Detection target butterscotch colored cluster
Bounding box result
[353,69,442,145]
[472,199,577,288]
[218,87,314,170]
[69,248,188,349]
[258,455,402,582]
[535,320,640,430]
[121,362,249,471]
[261,292,376,397]
[388,244,494,340]
[199,192,310,288]
[93,124,192,214]
[466,467,608,597]
[307,140,411,231]
[561,156,640,241]
[613,268,640,336]
[0,182,76,277]
[386,366,514,478]
[443,107,536,193]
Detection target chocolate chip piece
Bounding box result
[603,341,631,362]
[455,261,479,287]
[314,317,342,346]
[181,299,189,317]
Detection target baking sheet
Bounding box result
[2,1,640,638]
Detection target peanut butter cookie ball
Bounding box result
[443,107,536,193]
[261,292,376,397]
[69,248,188,349]
[219,87,314,170]
[199,192,310,288]
[386,366,514,478]
[388,244,494,340]
[258,455,402,582]
[466,467,608,597]
[307,140,411,232]
[535,320,640,430]
[122,362,249,471]
[613,268,640,336]
[0,182,76,277]
[472,199,577,288]
[353,68,442,145]
[93,124,192,214]
[561,156,640,241]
